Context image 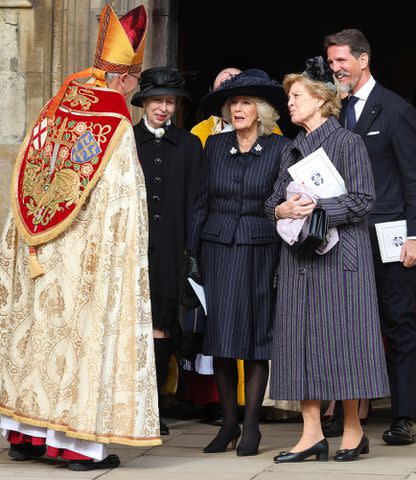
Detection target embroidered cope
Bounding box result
[0,86,160,447]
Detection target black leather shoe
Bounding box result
[322,416,343,437]
[383,418,415,445]
[237,429,261,457]
[160,420,170,435]
[68,454,121,471]
[273,438,329,463]
[333,435,369,461]
[203,424,241,453]
[9,444,46,461]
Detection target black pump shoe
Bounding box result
[160,420,170,436]
[333,435,369,461]
[203,425,241,453]
[237,430,261,457]
[274,438,329,463]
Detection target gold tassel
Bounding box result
[28,246,45,279]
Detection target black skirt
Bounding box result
[201,240,278,360]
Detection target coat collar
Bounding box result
[290,115,342,157]
[228,130,265,157]
[137,118,179,144]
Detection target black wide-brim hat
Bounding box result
[201,69,284,117]
[131,67,191,107]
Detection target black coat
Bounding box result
[134,119,202,335]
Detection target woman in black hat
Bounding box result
[131,67,203,436]
[186,69,289,456]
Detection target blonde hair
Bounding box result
[283,73,341,118]
[221,96,279,136]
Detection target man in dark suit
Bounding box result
[324,28,416,445]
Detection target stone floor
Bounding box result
[1,405,415,480]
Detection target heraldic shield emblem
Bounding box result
[11,80,131,247]
[71,131,102,164]
[32,118,48,151]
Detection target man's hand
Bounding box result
[400,239,416,268]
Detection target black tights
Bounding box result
[213,357,268,442]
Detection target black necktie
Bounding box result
[346,95,359,131]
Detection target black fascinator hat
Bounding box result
[131,67,191,106]
[303,56,336,90]
[201,69,284,117]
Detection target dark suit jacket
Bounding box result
[187,131,289,253]
[340,82,416,247]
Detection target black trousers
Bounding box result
[373,255,416,418]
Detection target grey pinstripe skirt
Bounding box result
[201,240,279,360]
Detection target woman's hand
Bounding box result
[275,193,316,220]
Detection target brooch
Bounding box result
[230,147,238,154]
[254,144,262,152]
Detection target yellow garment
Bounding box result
[191,116,223,147]
[0,123,161,447]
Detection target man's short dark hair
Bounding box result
[324,28,371,62]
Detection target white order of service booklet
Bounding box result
[288,147,347,198]
[187,277,207,315]
[375,220,407,263]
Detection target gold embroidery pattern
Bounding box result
[0,380,9,406]
[84,238,98,275]
[55,354,67,379]
[5,225,14,250]
[21,116,112,229]
[16,330,30,360]
[16,390,40,417]
[109,208,127,243]
[137,334,148,370]
[14,273,22,303]
[39,279,65,318]
[62,85,99,111]
[0,282,8,308]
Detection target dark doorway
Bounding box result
[177,0,415,138]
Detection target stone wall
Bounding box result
[0,0,172,231]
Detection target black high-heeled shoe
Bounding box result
[333,434,369,461]
[203,424,241,453]
[237,429,261,457]
[273,438,329,463]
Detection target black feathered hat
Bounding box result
[131,67,191,106]
[303,56,336,90]
[201,69,284,117]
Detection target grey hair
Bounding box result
[221,96,279,136]
[105,72,120,84]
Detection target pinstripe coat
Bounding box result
[265,116,390,400]
[188,130,289,359]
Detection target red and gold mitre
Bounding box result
[92,4,147,81]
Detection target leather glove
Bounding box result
[180,251,202,309]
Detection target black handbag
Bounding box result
[179,306,205,359]
[294,207,329,255]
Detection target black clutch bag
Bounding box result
[294,207,329,255]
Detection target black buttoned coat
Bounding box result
[134,119,202,335]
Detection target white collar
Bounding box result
[352,76,376,102]
[143,114,171,138]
